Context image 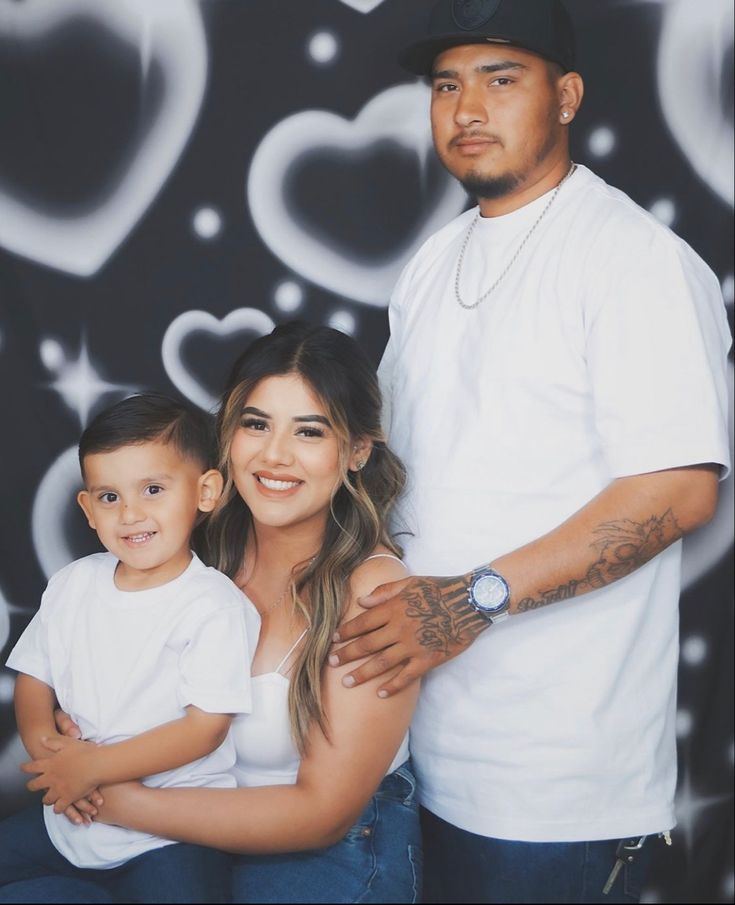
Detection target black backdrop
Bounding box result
[0,1,733,902]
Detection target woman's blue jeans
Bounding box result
[232,761,423,903]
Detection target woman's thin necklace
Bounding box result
[454,162,577,311]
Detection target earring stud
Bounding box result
[562,110,570,119]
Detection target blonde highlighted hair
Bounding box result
[206,322,406,752]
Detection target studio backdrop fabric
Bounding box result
[0,2,732,902]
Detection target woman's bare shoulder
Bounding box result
[344,546,409,620]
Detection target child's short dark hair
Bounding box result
[79,393,216,480]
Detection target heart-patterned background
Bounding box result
[0,1,732,901]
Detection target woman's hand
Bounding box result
[54,707,82,739]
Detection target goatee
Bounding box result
[460,171,521,199]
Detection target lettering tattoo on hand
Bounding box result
[403,575,487,656]
[516,509,683,613]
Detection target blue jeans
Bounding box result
[232,761,423,903]
[421,807,654,904]
[0,806,230,903]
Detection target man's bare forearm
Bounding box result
[329,464,721,692]
[495,466,718,616]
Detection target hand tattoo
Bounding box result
[516,509,683,612]
[402,575,487,655]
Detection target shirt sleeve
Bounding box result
[5,610,54,686]
[585,230,731,480]
[175,597,258,716]
[4,565,72,687]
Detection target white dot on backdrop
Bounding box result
[308,31,339,65]
[681,635,708,666]
[676,709,693,739]
[587,126,617,157]
[640,891,661,905]
[0,672,15,704]
[273,280,304,313]
[329,310,357,335]
[191,206,223,240]
[722,273,734,307]
[39,338,65,372]
[723,872,734,900]
[649,198,677,227]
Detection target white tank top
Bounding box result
[231,555,410,787]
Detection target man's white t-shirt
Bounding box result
[7,552,260,868]
[380,165,731,842]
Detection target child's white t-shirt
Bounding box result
[7,552,260,869]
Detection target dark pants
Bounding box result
[421,807,654,905]
[0,806,230,904]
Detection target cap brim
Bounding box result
[398,34,571,76]
[398,35,498,76]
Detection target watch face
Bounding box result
[472,573,508,612]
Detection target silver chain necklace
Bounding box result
[454,163,577,311]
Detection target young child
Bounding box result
[0,393,260,904]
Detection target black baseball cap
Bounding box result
[399,0,576,76]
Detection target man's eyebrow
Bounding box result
[431,60,528,79]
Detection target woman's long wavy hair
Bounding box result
[206,322,407,753]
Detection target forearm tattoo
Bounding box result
[402,574,487,656]
[516,508,684,612]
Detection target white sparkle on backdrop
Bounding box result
[680,635,708,667]
[41,337,134,427]
[273,280,305,313]
[648,198,677,227]
[675,709,693,739]
[674,764,732,857]
[328,310,357,335]
[307,30,339,65]
[587,126,617,157]
[191,206,223,240]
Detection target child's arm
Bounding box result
[14,673,61,760]
[22,706,232,814]
[15,673,101,825]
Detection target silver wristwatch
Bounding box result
[467,566,511,624]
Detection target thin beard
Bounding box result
[460,170,521,200]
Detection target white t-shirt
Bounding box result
[379,165,731,842]
[7,552,260,868]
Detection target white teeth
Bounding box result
[258,476,300,491]
[125,532,155,543]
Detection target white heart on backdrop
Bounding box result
[337,0,387,12]
[681,359,734,591]
[247,82,467,307]
[0,0,207,276]
[657,0,734,207]
[32,446,83,580]
[162,308,276,411]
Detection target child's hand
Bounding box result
[21,735,101,814]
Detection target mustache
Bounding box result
[449,131,502,148]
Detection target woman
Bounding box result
[50,322,421,904]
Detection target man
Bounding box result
[328,1,731,902]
